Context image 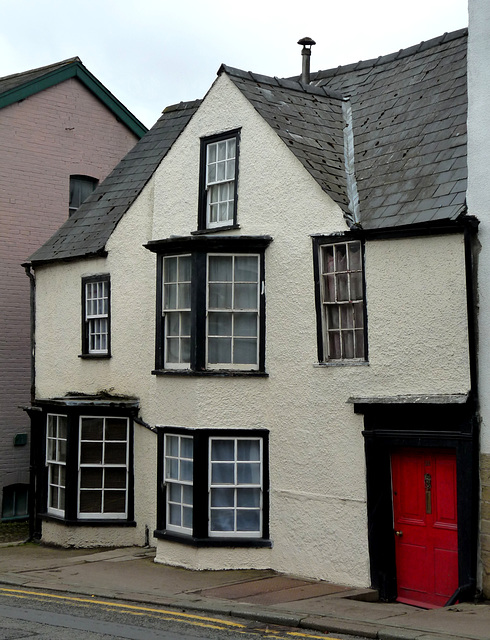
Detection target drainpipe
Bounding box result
[297,37,316,84]
[22,263,39,541]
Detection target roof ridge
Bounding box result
[310,27,467,82]
[0,57,81,83]
[219,63,345,101]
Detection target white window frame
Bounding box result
[162,255,192,369]
[206,254,260,370]
[205,137,236,229]
[46,413,67,518]
[77,416,129,520]
[320,240,365,361]
[84,279,109,355]
[208,437,263,538]
[164,434,194,534]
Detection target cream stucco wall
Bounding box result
[34,73,471,585]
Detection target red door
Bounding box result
[391,449,458,608]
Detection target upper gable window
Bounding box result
[314,238,367,362]
[198,131,240,230]
[69,175,98,216]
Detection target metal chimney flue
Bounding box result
[298,37,316,84]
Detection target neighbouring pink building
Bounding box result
[0,57,147,521]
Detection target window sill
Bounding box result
[78,354,112,360]
[41,513,136,527]
[152,369,268,377]
[314,360,369,367]
[153,529,272,548]
[191,224,240,235]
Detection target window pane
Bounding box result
[237,462,261,484]
[353,303,364,328]
[208,312,232,336]
[178,256,192,281]
[233,338,257,364]
[324,245,335,273]
[181,311,191,335]
[327,305,339,330]
[183,506,193,528]
[165,257,177,282]
[81,418,103,441]
[324,274,336,302]
[342,331,355,359]
[168,483,181,502]
[237,510,260,532]
[328,331,341,359]
[178,283,191,308]
[208,337,231,363]
[349,242,362,270]
[335,244,347,271]
[340,305,354,329]
[80,443,103,464]
[211,488,234,507]
[237,488,261,507]
[211,440,234,461]
[79,490,102,513]
[208,283,232,309]
[355,330,365,358]
[58,417,67,439]
[80,468,102,488]
[104,442,127,465]
[167,314,180,337]
[180,437,193,459]
[105,468,127,489]
[104,491,126,513]
[166,338,180,363]
[336,274,349,301]
[350,272,363,301]
[234,313,257,337]
[212,463,235,484]
[234,284,257,309]
[166,436,179,457]
[180,460,193,482]
[210,509,234,532]
[183,484,193,503]
[209,256,232,281]
[169,503,181,526]
[167,458,178,480]
[234,257,258,282]
[105,419,127,441]
[164,284,177,310]
[237,440,260,461]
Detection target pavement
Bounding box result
[0,542,488,640]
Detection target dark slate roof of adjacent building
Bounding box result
[29,100,201,265]
[0,57,147,138]
[309,29,468,229]
[30,29,468,264]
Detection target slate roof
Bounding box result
[29,100,201,265]
[0,57,147,138]
[309,29,468,229]
[221,66,356,222]
[30,29,469,264]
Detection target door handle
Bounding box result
[394,530,403,537]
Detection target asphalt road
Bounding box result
[0,586,366,640]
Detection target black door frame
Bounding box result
[356,400,479,603]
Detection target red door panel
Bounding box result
[391,449,458,608]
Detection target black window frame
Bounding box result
[69,175,98,216]
[155,426,271,547]
[39,405,136,527]
[198,129,241,232]
[312,234,368,364]
[146,235,272,376]
[80,274,111,359]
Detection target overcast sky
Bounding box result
[1,1,468,129]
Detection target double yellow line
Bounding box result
[0,587,336,639]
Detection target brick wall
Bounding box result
[0,78,140,517]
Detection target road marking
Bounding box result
[0,587,342,639]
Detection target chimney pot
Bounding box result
[298,37,316,84]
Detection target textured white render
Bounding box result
[468,0,490,455]
[34,73,471,584]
